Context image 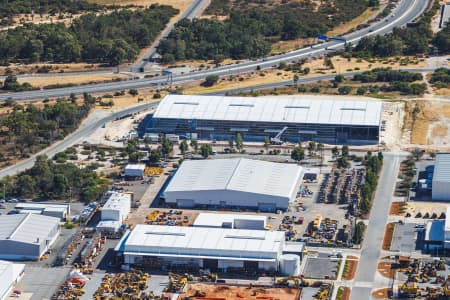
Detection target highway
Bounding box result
[0,0,429,101]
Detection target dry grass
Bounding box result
[0,63,106,76]
[17,73,130,88]
[432,124,448,138]
[390,202,407,215]
[382,223,395,251]
[410,101,437,145]
[96,90,163,109]
[377,262,396,279]
[327,7,378,37]
[435,88,450,96]
[337,287,351,300]
[87,0,192,9]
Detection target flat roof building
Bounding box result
[142,95,383,144]
[15,203,70,220]
[117,225,303,274]
[0,260,25,300]
[432,154,450,201]
[193,213,267,230]
[164,158,302,211]
[97,192,131,233]
[0,214,60,260]
[124,164,146,179]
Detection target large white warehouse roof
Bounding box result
[123,225,284,261]
[0,214,60,244]
[153,95,383,126]
[165,158,302,199]
[193,213,266,229]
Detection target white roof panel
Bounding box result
[125,164,146,171]
[0,214,60,244]
[124,225,284,259]
[153,95,383,126]
[165,158,302,198]
[433,153,450,183]
[103,192,131,211]
[194,213,266,228]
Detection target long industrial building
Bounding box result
[163,158,302,211]
[116,225,303,275]
[0,214,60,260]
[142,94,383,144]
[97,191,131,233]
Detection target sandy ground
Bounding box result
[0,63,109,76]
[88,0,191,9]
[17,73,131,88]
[380,101,405,150]
[414,102,450,146]
[183,56,427,94]
[404,201,448,217]
[182,283,300,300]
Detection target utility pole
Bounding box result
[3,183,5,199]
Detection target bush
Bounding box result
[203,74,219,87]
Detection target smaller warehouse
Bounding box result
[0,214,60,260]
[164,158,302,211]
[432,153,450,201]
[97,192,131,233]
[15,203,70,220]
[0,260,25,300]
[124,164,146,180]
[116,225,304,275]
[193,213,267,230]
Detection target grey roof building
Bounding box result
[0,214,60,260]
[143,95,383,144]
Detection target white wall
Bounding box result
[432,181,450,201]
[0,264,13,300]
[165,189,289,210]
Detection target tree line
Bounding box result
[0,0,102,18]
[6,155,109,202]
[0,4,178,65]
[352,2,446,57]
[430,67,450,89]
[0,93,94,161]
[158,0,374,62]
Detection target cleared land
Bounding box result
[17,73,130,88]
[182,284,300,300]
[382,223,395,251]
[342,256,358,281]
[390,202,407,215]
[377,261,396,279]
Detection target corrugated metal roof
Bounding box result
[124,225,284,258]
[433,153,450,183]
[0,214,59,244]
[103,192,131,211]
[125,164,146,171]
[165,158,302,198]
[193,213,266,228]
[153,95,383,126]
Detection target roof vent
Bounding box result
[229,104,254,107]
[174,102,199,105]
[340,108,366,111]
[225,235,265,240]
[145,232,186,237]
[284,106,310,109]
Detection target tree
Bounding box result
[334,74,344,83]
[338,86,352,95]
[200,144,213,158]
[353,221,366,244]
[129,89,139,96]
[235,133,243,152]
[203,74,219,87]
[293,74,300,86]
[291,145,304,163]
[263,136,270,151]
[16,175,36,197]
[316,143,324,162]
[190,139,198,153]
[341,145,349,157]
[307,141,316,158]
[412,147,424,161]
[331,146,339,159]
[149,149,161,163]
[179,140,189,156]
[161,138,173,157]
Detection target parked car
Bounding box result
[0,204,6,209]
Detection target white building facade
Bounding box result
[432,154,450,201]
[164,158,302,212]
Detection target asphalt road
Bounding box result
[351,153,402,300]
[0,0,428,101]
[0,102,159,179]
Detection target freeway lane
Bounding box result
[0,102,159,179]
[0,0,429,101]
[350,153,403,300]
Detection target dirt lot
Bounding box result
[337,287,351,300]
[382,223,395,251]
[390,202,407,216]
[342,256,358,281]
[18,73,130,88]
[377,261,396,279]
[403,201,448,218]
[371,288,390,299]
[182,283,300,300]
